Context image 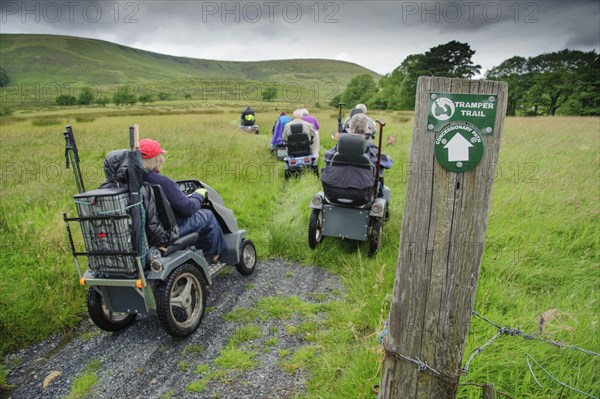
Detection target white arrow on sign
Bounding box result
[444,133,473,162]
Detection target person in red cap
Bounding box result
[139,138,226,262]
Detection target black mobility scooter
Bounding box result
[283,124,318,179]
[63,126,257,337]
[307,124,390,257]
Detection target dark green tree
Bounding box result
[489,49,599,116]
[56,94,76,106]
[157,92,170,101]
[526,50,597,115]
[78,87,96,105]
[139,94,155,105]
[114,86,137,106]
[328,93,341,108]
[0,67,9,87]
[261,86,277,102]
[487,56,530,116]
[95,96,110,107]
[184,93,192,99]
[367,66,408,110]
[399,42,481,109]
[424,41,481,78]
[341,74,378,106]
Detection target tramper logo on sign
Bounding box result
[428,93,498,134]
[434,122,484,173]
[431,97,456,121]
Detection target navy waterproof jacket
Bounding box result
[145,171,204,225]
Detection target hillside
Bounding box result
[0,34,380,87]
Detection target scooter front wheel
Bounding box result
[236,239,257,276]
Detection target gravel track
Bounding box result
[5,259,343,399]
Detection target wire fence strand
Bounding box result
[379,310,599,398]
[525,353,598,399]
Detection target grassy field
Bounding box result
[0,104,598,398]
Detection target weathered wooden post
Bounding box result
[378,77,508,398]
[483,383,497,399]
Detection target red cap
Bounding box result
[139,139,167,159]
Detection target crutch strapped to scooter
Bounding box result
[63,125,86,194]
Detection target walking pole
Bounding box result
[63,125,86,193]
[374,120,385,196]
[337,102,346,133]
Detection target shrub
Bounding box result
[56,95,77,106]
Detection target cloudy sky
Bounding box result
[1,0,599,75]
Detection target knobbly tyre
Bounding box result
[308,121,390,257]
[62,125,257,337]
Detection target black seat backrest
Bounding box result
[150,184,177,230]
[142,183,180,248]
[287,124,311,157]
[331,134,373,171]
[290,124,303,134]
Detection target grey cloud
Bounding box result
[1,0,598,75]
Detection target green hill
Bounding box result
[0,34,380,87]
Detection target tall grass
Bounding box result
[0,109,598,398]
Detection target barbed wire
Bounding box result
[378,316,461,382]
[380,337,461,383]
[470,311,600,359]
[378,310,599,397]
[525,353,598,399]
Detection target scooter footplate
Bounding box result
[208,263,228,277]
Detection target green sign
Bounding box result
[434,122,484,172]
[428,93,497,134]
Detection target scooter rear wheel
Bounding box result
[308,209,323,249]
[87,287,137,332]
[368,219,382,257]
[156,264,207,337]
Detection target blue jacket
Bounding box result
[145,171,203,225]
[271,115,292,147]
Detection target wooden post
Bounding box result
[483,383,497,399]
[378,77,507,398]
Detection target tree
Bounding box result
[488,49,599,116]
[328,93,342,108]
[367,66,408,110]
[487,56,530,116]
[367,42,481,111]
[0,67,9,87]
[424,40,481,78]
[157,92,170,101]
[401,42,481,109]
[114,86,137,106]
[526,50,596,115]
[95,96,110,107]
[78,87,95,105]
[394,54,428,109]
[56,94,76,106]
[341,74,378,106]
[184,93,192,99]
[261,86,277,102]
[139,94,155,105]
